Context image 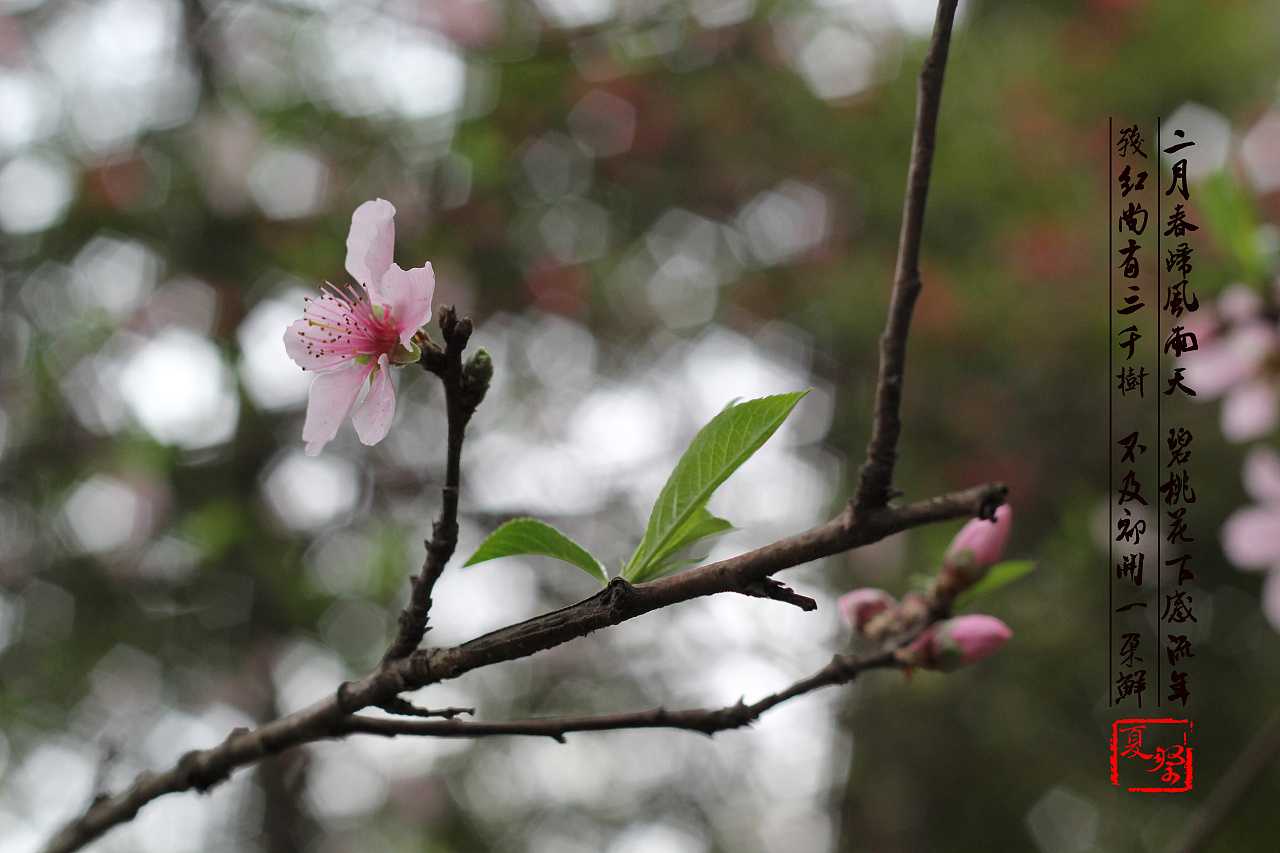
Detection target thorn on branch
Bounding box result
[379,698,475,719]
[740,578,818,612]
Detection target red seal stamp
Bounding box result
[1110,718,1194,793]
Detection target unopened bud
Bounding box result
[922,615,1013,671]
[837,588,895,633]
[943,504,1012,582]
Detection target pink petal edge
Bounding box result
[351,356,397,446]
[345,198,397,289]
[302,360,375,456]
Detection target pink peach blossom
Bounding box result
[943,504,1013,577]
[926,614,1013,671]
[285,199,435,455]
[1223,448,1280,571]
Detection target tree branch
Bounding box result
[341,650,899,743]
[40,482,1003,853]
[853,0,960,514]
[382,306,490,663]
[40,6,983,849]
[1167,707,1280,853]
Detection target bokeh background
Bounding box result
[2,0,1280,851]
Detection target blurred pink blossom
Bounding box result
[1224,447,1280,632]
[1184,285,1279,442]
[837,588,895,633]
[284,199,435,455]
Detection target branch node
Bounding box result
[334,681,359,715]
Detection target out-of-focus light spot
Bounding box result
[319,13,466,120]
[119,329,240,449]
[11,742,94,836]
[1025,786,1099,853]
[71,235,160,320]
[522,312,598,389]
[144,277,218,335]
[885,0,944,35]
[1242,111,1280,194]
[62,475,148,554]
[521,131,592,202]
[1162,103,1231,177]
[674,326,813,423]
[0,497,34,563]
[248,145,328,220]
[0,152,74,234]
[537,198,611,264]
[318,598,388,667]
[90,644,163,712]
[790,23,878,101]
[273,641,347,716]
[0,70,60,152]
[568,385,672,475]
[692,0,756,29]
[736,181,829,266]
[37,0,198,152]
[191,109,261,215]
[238,291,312,410]
[534,0,616,29]
[568,89,637,157]
[645,251,720,329]
[305,531,375,596]
[305,745,389,822]
[262,450,360,531]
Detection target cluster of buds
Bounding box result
[837,505,1014,671]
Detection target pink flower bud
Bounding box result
[943,504,1012,577]
[837,588,895,632]
[926,615,1013,671]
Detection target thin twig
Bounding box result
[382,306,490,662]
[343,651,899,743]
[853,0,961,514]
[1168,707,1280,853]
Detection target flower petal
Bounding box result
[1245,446,1280,504]
[351,356,397,446]
[1221,380,1278,443]
[302,361,373,455]
[345,198,396,288]
[284,318,350,372]
[1222,505,1280,570]
[1263,572,1280,633]
[370,262,435,345]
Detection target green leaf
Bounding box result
[623,390,808,582]
[465,518,608,585]
[631,507,734,583]
[1198,170,1266,282]
[954,560,1035,610]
